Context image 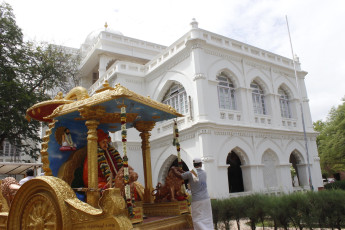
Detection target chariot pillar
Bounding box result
[80,106,106,208]
[85,120,100,207]
[134,121,156,203]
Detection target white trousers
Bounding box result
[191,199,214,230]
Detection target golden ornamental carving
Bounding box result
[44,84,182,120]
[99,188,126,217]
[7,177,75,230]
[78,106,106,121]
[134,121,156,133]
[64,86,90,100]
[0,181,9,213]
[40,121,56,176]
[99,112,138,124]
[65,198,102,224]
[114,216,133,230]
[76,106,138,124]
[21,193,58,229]
[95,80,114,93]
[64,188,132,228]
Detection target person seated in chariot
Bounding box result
[83,129,123,189]
[82,129,144,201]
[60,128,77,151]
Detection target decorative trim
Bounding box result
[244,60,270,71]
[146,51,191,82]
[204,49,242,62]
[191,43,203,49]
[197,129,211,135]
[272,69,294,79]
[201,156,214,162]
[193,73,206,81]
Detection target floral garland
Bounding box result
[97,147,123,185]
[173,120,182,168]
[173,120,189,204]
[121,106,135,218]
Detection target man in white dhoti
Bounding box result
[173,157,214,230]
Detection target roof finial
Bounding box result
[190,18,198,29]
[104,22,108,30]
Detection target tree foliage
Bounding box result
[0,2,80,160]
[313,98,345,176]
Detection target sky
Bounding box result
[4,0,345,122]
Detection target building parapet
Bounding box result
[88,61,147,95]
[145,28,301,76]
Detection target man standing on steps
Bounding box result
[173,157,213,230]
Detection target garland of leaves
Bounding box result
[173,120,182,168]
[121,106,134,218]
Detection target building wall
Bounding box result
[78,23,323,198]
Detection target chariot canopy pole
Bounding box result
[134,121,156,203]
[286,16,313,191]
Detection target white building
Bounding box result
[75,19,323,198]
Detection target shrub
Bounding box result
[219,198,233,230]
[324,180,345,190]
[273,194,290,230]
[211,199,221,229]
[242,194,269,230]
[229,196,246,230]
[211,190,345,229]
[322,190,345,229]
[286,192,308,230]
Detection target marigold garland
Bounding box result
[173,120,189,203]
[121,106,135,218]
[173,120,182,168]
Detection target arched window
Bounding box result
[217,73,236,110]
[162,83,188,114]
[251,81,266,115]
[279,88,291,118]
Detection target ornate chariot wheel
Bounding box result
[7,176,75,230]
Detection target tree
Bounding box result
[0,2,80,160]
[313,98,345,176]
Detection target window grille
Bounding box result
[163,83,188,114]
[279,88,291,118]
[217,73,236,110]
[251,82,266,115]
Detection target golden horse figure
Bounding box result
[0,82,192,230]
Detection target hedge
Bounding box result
[324,180,345,190]
[211,190,345,230]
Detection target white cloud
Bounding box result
[5,0,345,121]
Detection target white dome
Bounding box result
[84,27,123,45]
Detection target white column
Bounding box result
[241,164,264,192]
[296,163,309,188]
[98,55,113,79]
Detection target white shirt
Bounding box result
[19,176,35,185]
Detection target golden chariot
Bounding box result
[0,82,192,229]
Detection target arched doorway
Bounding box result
[289,151,301,187]
[169,158,190,188]
[227,151,244,193]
